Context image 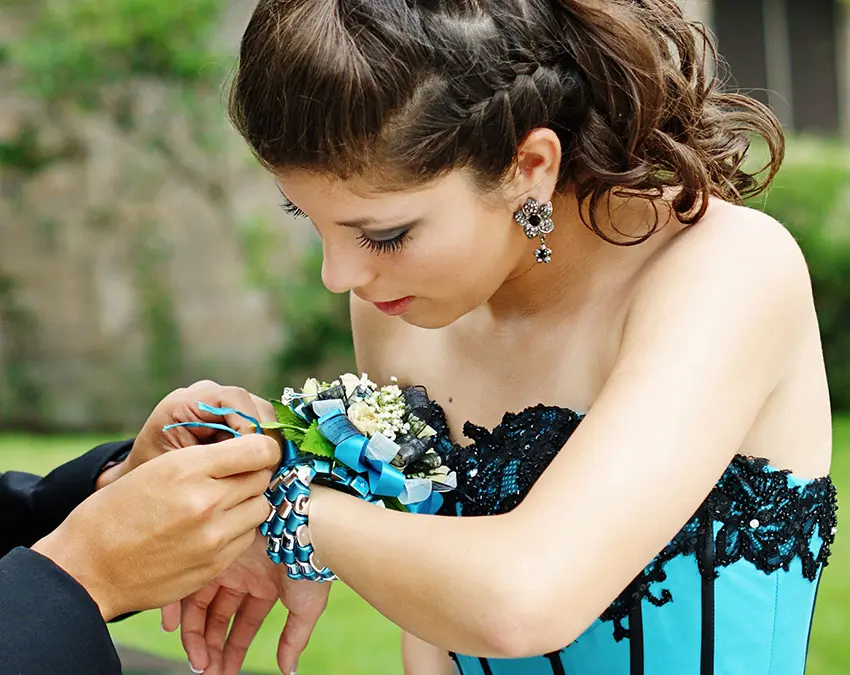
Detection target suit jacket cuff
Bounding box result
[0,547,122,674]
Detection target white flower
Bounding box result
[301,377,322,403]
[281,387,297,406]
[340,373,362,399]
[347,401,381,436]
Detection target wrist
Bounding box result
[263,463,338,582]
[32,530,119,622]
[95,459,129,491]
[95,443,135,491]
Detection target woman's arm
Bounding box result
[310,216,816,657]
[403,632,456,675]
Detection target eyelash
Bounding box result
[280,198,308,219]
[356,230,411,255]
[280,196,411,255]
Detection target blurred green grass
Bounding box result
[1,418,847,674]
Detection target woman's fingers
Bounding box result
[180,584,220,673]
[160,601,181,633]
[277,601,325,675]
[202,587,247,675]
[221,596,278,675]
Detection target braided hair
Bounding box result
[229,0,784,242]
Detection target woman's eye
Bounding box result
[280,198,308,219]
[356,230,411,255]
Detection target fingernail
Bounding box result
[189,663,204,674]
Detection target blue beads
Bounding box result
[286,481,310,503]
[269,516,286,537]
[285,512,307,534]
[262,464,338,583]
[269,484,288,506]
[350,475,370,498]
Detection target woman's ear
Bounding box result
[507,128,562,210]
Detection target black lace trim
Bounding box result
[435,404,583,517]
[602,456,838,641]
[431,404,839,643]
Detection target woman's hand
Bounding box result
[32,435,281,622]
[97,380,276,490]
[163,537,331,675]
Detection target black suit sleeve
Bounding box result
[0,547,123,674]
[0,440,133,557]
[0,442,134,673]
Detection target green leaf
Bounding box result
[300,421,335,459]
[382,497,409,513]
[270,399,309,445]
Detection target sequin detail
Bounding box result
[430,404,838,643]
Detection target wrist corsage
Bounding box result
[259,373,456,581]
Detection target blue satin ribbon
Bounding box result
[282,439,300,466]
[162,402,262,437]
[167,402,445,515]
[196,402,262,432]
[407,492,444,515]
[318,411,407,499]
[162,421,242,437]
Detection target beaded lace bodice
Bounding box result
[431,404,838,641]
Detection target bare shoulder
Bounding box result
[632,199,813,320]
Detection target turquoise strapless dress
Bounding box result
[429,405,838,675]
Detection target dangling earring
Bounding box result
[514,197,555,264]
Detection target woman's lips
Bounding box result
[373,296,415,316]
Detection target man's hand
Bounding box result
[33,435,282,621]
[97,380,276,490]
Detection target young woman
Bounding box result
[167,2,838,674]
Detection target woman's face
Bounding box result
[275,170,535,329]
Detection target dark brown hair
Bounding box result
[229,0,784,242]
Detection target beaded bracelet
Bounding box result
[260,463,337,582]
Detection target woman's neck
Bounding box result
[481,191,681,326]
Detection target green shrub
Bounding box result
[3,0,224,104]
[269,245,357,394]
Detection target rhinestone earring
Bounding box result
[513,197,554,263]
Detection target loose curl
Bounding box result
[229,0,784,243]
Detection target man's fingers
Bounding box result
[180,585,219,673]
[222,596,278,675]
[199,385,266,437]
[164,382,266,442]
[221,496,273,542]
[217,469,273,511]
[250,393,277,424]
[200,435,281,479]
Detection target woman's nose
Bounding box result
[320,242,377,295]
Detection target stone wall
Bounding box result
[0,1,311,431]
